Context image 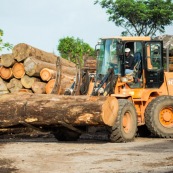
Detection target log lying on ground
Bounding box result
[12,62,25,79]
[0,77,9,94]
[7,78,23,93]
[12,43,76,68]
[31,81,46,94]
[0,93,118,127]
[21,75,40,89]
[1,54,16,67]
[0,67,13,80]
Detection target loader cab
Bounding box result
[93,38,164,95]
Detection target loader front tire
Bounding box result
[145,96,173,138]
[110,99,137,143]
[53,127,80,141]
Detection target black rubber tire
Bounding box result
[53,127,80,141]
[110,99,137,143]
[145,95,173,138]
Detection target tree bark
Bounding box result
[12,62,25,79]
[31,81,46,94]
[0,67,13,80]
[24,57,57,77]
[19,89,33,93]
[1,54,16,67]
[45,74,74,94]
[21,75,40,89]
[12,43,76,68]
[0,93,118,127]
[24,56,76,77]
[40,68,56,81]
[7,78,23,93]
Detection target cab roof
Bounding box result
[101,36,151,41]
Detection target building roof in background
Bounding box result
[154,35,173,50]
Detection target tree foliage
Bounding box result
[95,0,173,36]
[0,29,13,52]
[57,37,95,65]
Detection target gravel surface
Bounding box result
[0,135,172,173]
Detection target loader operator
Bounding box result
[124,48,134,74]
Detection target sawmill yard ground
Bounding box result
[0,133,172,173]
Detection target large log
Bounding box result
[40,68,56,81]
[45,74,74,94]
[12,62,25,79]
[24,56,76,77]
[31,81,46,94]
[1,54,16,67]
[0,93,118,127]
[24,57,57,77]
[21,75,40,89]
[7,78,23,93]
[12,43,76,67]
[0,67,13,80]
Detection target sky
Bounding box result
[1,0,173,55]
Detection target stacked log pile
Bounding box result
[0,43,76,94]
[83,57,97,72]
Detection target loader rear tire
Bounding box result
[145,96,173,138]
[109,99,137,143]
[53,127,80,141]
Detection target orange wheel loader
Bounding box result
[54,36,173,142]
[0,36,172,143]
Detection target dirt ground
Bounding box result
[0,134,173,173]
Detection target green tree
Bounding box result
[95,0,173,36]
[0,29,13,52]
[57,37,95,65]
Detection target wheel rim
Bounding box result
[122,112,132,133]
[159,107,173,128]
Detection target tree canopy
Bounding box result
[95,0,173,36]
[57,37,95,65]
[0,29,13,52]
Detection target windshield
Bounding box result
[96,39,120,80]
[146,42,162,70]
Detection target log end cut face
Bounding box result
[101,97,119,126]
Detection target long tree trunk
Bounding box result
[24,56,76,77]
[24,57,57,77]
[0,93,118,127]
[12,43,76,68]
